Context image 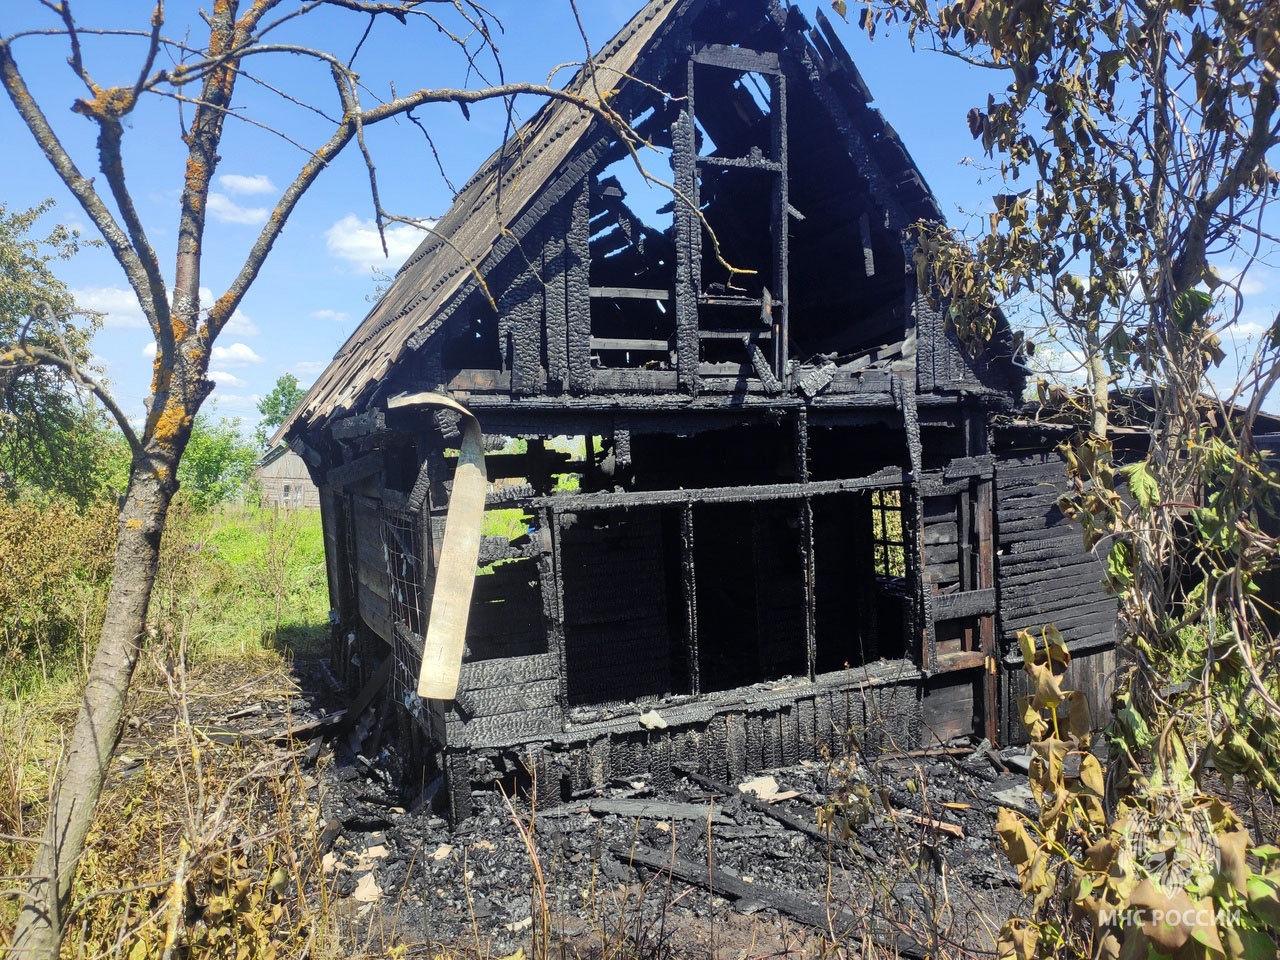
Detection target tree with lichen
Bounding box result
[0,3,639,956]
[850,0,1280,955]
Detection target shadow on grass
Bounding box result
[274,622,330,659]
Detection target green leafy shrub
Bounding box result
[0,496,115,686]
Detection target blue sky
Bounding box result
[1,1,1275,430]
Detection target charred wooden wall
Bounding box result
[993,425,1117,744]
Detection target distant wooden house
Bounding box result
[255,445,320,510]
[281,0,1122,820]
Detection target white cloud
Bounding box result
[218,173,276,195]
[211,342,263,366]
[207,192,269,226]
[311,308,350,322]
[142,342,157,358]
[223,309,258,337]
[211,392,262,414]
[197,286,258,336]
[325,214,424,273]
[208,369,248,388]
[73,286,147,328]
[294,360,328,376]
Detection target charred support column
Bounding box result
[673,100,701,395]
[544,207,571,389]
[894,376,930,673]
[680,502,700,694]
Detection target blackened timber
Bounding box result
[859,212,875,277]
[456,653,559,690]
[446,369,510,393]
[543,211,570,387]
[801,497,817,677]
[691,42,781,74]
[566,176,592,393]
[614,844,926,957]
[590,337,672,352]
[674,763,831,845]
[560,798,733,823]
[588,286,673,301]
[681,502,700,693]
[327,452,383,488]
[450,709,562,748]
[696,156,782,174]
[501,267,544,396]
[772,71,790,383]
[538,468,905,512]
[539,505,570,715]
[331,410,385,440]
[453,678,559,719]
[933,588,996,620]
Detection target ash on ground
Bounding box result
[290,660,1032,958]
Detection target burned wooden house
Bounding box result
[282,0,1118,819]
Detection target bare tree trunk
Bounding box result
[1086,330,1110,439]
[8,458,176,959]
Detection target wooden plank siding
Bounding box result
[994,442,1117,743]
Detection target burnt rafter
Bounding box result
[281,0,1114,823]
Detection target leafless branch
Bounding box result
[0,40,166,340]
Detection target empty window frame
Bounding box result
[692,500,807,692]
[871,488,907,579]
[559,507,688,706]
[813,490,911,673]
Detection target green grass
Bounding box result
[151,503,330,662]
[1,500,331,701]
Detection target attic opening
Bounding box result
[686,54,788,376]
[589,146,676,370]
[441,290,502,371]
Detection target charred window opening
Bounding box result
[919,423,968,471]
[383,512,424,636]
[450,438,561,662]
[813,490,909,674]
[686,56,787,375]
[923,485,990,664]
[782,76,909,361]
[468,553,546,661]
[871,489,906,578]
[561,507,689,706]
[441,292,501,371]
[693,500,807,692]
[383,441,421,494]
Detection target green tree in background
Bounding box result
[0,201,123,506]
[255,373,305,450]
[178,414,258,510]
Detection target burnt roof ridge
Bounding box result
[281,0,946,441]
